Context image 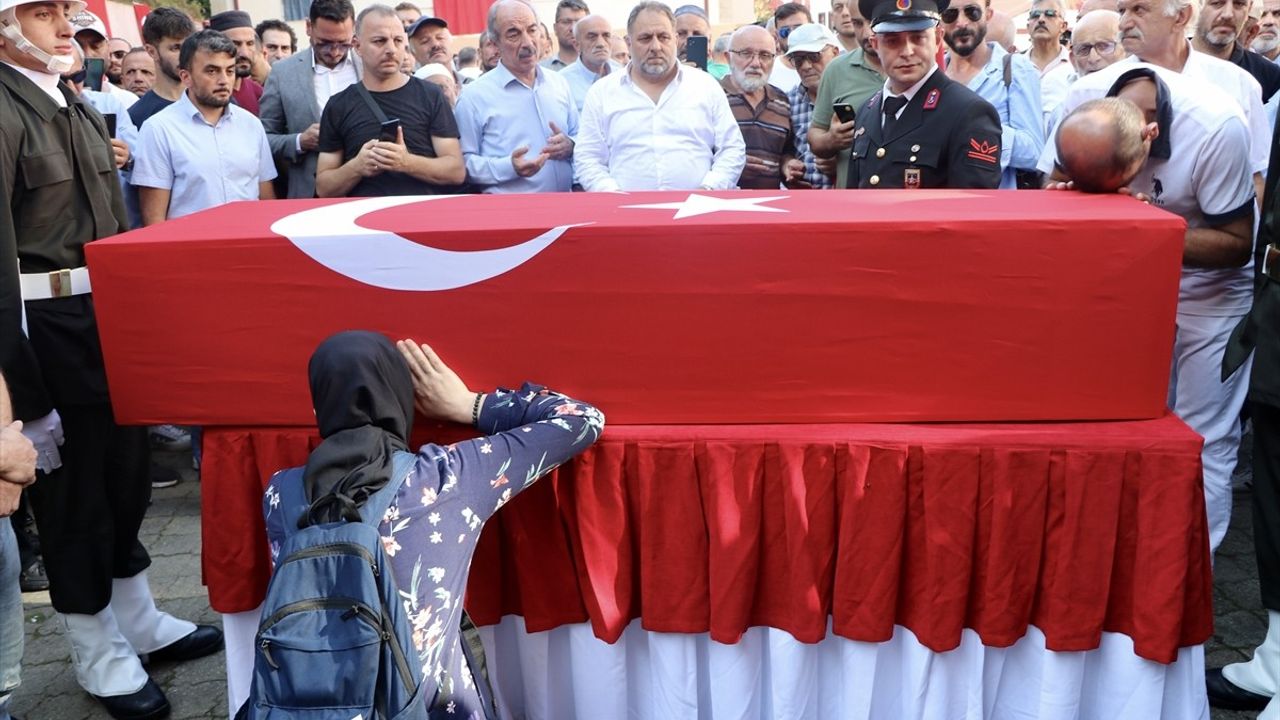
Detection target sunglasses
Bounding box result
[778,25,797,39]
[1028,8,1061,19]
[940,5,984,22]
[109,50,128,59]
[789,51,823,66]
[65,68,87,84]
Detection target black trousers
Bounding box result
[24,403,151,614]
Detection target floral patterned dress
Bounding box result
[264,384,605,719]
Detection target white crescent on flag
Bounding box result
[270,195,586,291]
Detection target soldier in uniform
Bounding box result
[0,1,221,718]
[847,0,1003,189]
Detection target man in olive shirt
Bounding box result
[807,0,884,188]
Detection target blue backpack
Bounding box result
[240,451,429,720]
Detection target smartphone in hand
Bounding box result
[686,35,708,72]
[84,57,106,92]
[379,118,401,142]
[104,112,117,138]
[833,103,856,124]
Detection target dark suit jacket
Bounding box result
[1226,151,1280,408]
[847,68,1003,190]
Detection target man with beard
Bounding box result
[673,3,709,63]
[722,25,802,188]
[479,29,501,70]
[106,37,128,83]
[941,0,1045,187]
[576,0,744,190]
[543,0,588,70]
[846,0,1003,188]
[455,0,577,192]
[120,47,154,96]
[208,10,264,115]
[134,30,276,227]
[1253,0,1280,60]
[562,14,622,110]
[1193,0,1280,99]
[129,6,195,127]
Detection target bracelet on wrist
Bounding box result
[471,392,484,427]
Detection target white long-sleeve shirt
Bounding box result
[574,64,745,191]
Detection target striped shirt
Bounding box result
[721,75,794,189]
[787,83,831,189]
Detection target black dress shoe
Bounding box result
[93,677,170,720]
[1206,666,1272,711]
[145,624,224,664]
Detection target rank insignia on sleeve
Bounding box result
[923,89,940,109]
[966,138,999,164]
[854,126,866,137]
[904,168,921,188]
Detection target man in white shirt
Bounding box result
[69,9,136,109]
[1025,0,1073,118]
[575,1,745,191]
[1116,0,1270,196]
[259,0,358,198]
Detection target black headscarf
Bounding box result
[301,331,415,526]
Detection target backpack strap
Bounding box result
[357,450,418,526]
[459,610,499,720]
[273,467,311,540]
[1002,51,1012,87]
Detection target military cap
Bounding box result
[858,0,949,32]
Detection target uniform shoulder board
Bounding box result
[923,88,940,110]
[867,92,880,109]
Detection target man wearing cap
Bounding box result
[673,3,709,63]
[260,0,358,199]
[544,0,588,70]
[562,13,621,110]
[786,23,843,188]
[807,0,882,188]
[415,61,458,105]
[940,0,1046,188]
[846,0,1002,188]
[0,1,224,718]
[407,14,451,70]
[208,10,264,115]
[70,9,136,108]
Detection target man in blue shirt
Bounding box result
[133,30,277,225]
[561,14,621,110]
[940,0,1045,188]
[454,0,577,193]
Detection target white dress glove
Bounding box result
[21,409,64,473]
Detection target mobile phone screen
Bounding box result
[104,112,117,138]
[84,57,106,92]
[379,118,401,142]
[686,35,708,72]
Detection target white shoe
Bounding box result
[149,425,191,452]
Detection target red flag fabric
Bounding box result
[132,2,149,34]
[84,0,111,34]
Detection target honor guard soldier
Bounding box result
[0,0,222,718]
[847,0,1003,188]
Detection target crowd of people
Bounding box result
[3,0,1280,716]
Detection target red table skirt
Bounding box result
[200,414,1211,665]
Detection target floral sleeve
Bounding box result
[424,383,605,522]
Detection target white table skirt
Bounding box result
[477,617,1208,720]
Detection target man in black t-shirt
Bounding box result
[315,4,465,197]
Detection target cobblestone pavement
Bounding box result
[8,437,1275,718]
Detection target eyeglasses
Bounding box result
[789,51,824,66]
[730,49,776,62]
[1028,8,1061,19]
[940,5,984,23]
[312,39,353,51]
[1072,39,1117,56]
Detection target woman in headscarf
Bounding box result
[261,330,605,719]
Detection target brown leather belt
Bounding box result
[1267,243,1280,282]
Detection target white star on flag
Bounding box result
[623,194,790,220]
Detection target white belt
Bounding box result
[20,267,92,300]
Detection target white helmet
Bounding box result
[0,0,88,75]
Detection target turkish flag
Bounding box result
[132,2,149,34]
[86,190,1186,427]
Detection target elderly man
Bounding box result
[941,0,1045,187]
[576,1,744,190]
[121,47,155,97]
[407,15,451,70]
[722,25,801,188]
[315,5,464,198]
[563,14,622,109]
[1194,0,1280,100]
[1117,0,1270,196]
[611,34,630,63]
[847,0,1003,188]
[414,62,459,105]
[831,0,870,53]
[1026,0,1073,112]
[785,24,841,188]
[256,19,297,65]
[478,30,501,71]
[259,0,359,199]
[455,0,577,193]
[1072,9,1127,76]
[1254,0,1280,60]
[544,0,589,70]
[673,3,710,62]
[807,0,883,188]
